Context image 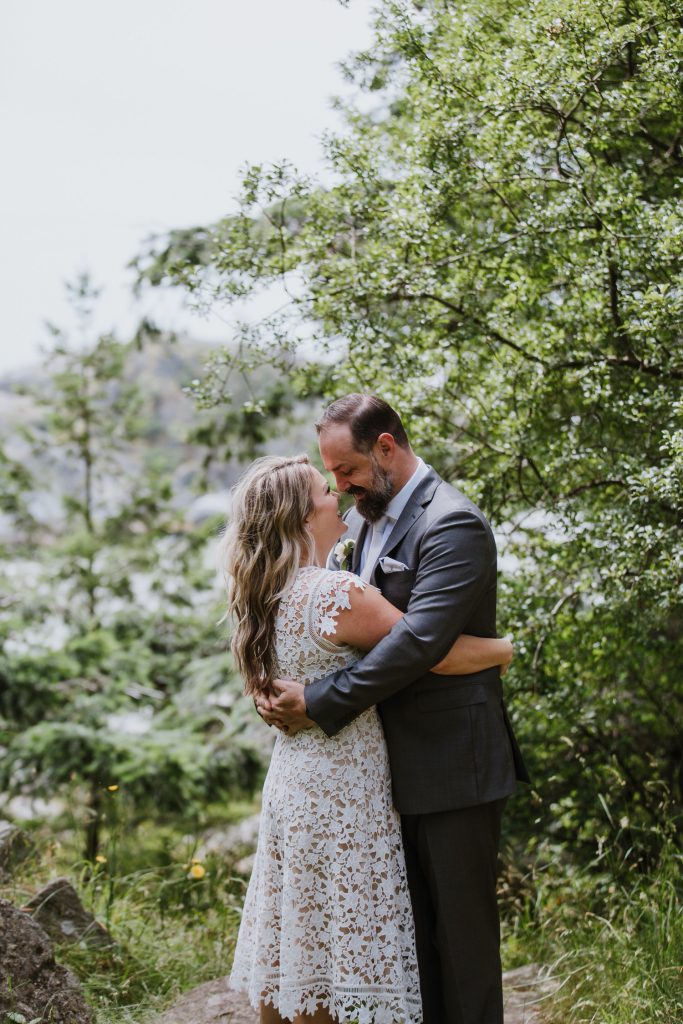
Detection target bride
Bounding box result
[222,454,513,1024]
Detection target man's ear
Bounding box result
[375,432,397,459]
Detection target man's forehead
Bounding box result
[319,424,360,463]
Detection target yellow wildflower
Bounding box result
[188,863,206,880]
[107,784,119,791]
[95,854,107,864]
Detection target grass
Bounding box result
[500,828,683,1023]
[3,802,681,1024]
[1,799,258,1024]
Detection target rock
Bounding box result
[503,963,558,1024]
[233,852,255,876]
[193,813,261,861]
[23,877,115,949]
[0,795,67,821]
[0,820,33,873]
[0,897,93,1024]
[154,977,255,1024]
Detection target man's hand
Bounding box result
[254,678,314,735]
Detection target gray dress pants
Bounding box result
[400,798,507,1024]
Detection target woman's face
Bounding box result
[306,468,347,558]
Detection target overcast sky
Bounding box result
[0,0,374,375]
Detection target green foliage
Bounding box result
[501,816,683,1022]
[184,363,309,486]
[137,0,683,855]
[0,278,268,861]
[0,445,36,549]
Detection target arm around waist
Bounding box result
[306,507,496,736]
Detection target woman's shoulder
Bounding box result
[283,566,365,602]
[307,569,367,643]
[312,567,367,595]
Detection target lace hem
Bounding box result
[230,968,422,1024]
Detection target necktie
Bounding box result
[360,516,388,582]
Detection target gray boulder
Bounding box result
[153,977,255,1024]
[193,813,261,863]
[233,852,256,876]
[0,897,92,1024]
[23,877,115,949]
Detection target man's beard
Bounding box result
[348,457,394,523]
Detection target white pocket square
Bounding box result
[379,556,410,573]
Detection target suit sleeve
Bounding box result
[304,507,495,737]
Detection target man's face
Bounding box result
[318,424,395,523]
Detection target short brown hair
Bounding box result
[315,394,410,453]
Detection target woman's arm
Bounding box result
[432,634,513,676]
[332,580,512,675]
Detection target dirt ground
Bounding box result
[153,963,556,1024]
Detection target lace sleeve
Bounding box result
[309,570,367,642]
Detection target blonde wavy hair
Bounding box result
[221,454,316,695]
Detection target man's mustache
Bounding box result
[347,486,367,496]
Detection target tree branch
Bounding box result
[551,355,683,381]
[637,123,683,166]
[561,478,626,499]
[388,290,547,365]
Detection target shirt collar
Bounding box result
[384,457,429,524]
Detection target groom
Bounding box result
[259,394,529,1024]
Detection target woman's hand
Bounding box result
[254,679,314,734]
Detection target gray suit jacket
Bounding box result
[305,467,529,815]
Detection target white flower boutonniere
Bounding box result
[334,538,356,571]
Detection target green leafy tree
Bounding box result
[0,277,264,860]
[136,0,683,854]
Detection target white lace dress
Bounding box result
[229,567,422,1023]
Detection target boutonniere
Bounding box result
[334,538,355,570]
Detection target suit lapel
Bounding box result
[338,468,442,579]
[374,468,442,570]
